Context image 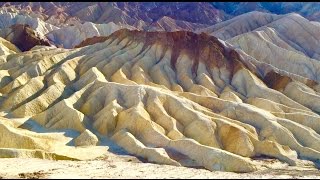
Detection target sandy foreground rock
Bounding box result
[0,156,319,179]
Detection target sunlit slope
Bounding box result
[200,12,320,82]
[0,30,319,172]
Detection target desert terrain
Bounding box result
[0,2,319,179]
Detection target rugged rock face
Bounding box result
[0,2,229,27]
[74,129,99,146]
[0,29,319,172]
[4,2,320,28]
[0,24,52,51]
[211,2,320,21]
[0,37,20,55]
[200,11,320,83]
[75,36,109,48]
[46,22,136,49]
[0,11,59,36]
[146,16,209,32]
[0,8,207,49]
[0,10,136,49]
[4,3,320,51]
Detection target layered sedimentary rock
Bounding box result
[0,10,135,49]
[74,36,109,48]
[212,2,320,22]
[4,2,320,29]
[0,2,229,27]
[0,29,319,172]
[200,11,320,83]
[46,22,136,48]
[0,24,53,51]
[0,36,20,55]
[0,11,58,37]
[0,2,228,34]
[147,16,208,32]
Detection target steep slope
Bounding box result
[147,16,208,32]
[45,22,136,49]
[4,2,320,33]
[5,2,320,27]
[144,2,228,25]
[74,36,109,48]
[0,2,229,28]
[0,37,20,55]
[0,11,58,37]
[0,5,211,48]
[0,3,82,27]
[200,12,320,83]
[0,30,319,172]
[211,2,320,21]
[212,2,298,16]
[200,11,282,40]
[0,24,53,51]
[0,10,137,49]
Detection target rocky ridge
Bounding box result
[0,30,319,173]
[200,11,320,83]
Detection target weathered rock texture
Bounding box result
[0,10,58,37]
[0,10,137,49]
[200,11,320,83]
[0,2,228,27]
[46,22,136,49]
[0,29,319,172]
[212,2,320,22]
[0,24,52,51]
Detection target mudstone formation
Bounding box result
[0,2,319,174]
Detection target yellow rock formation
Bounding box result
[0,30,319,173]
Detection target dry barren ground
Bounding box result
[0,154,319,179]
